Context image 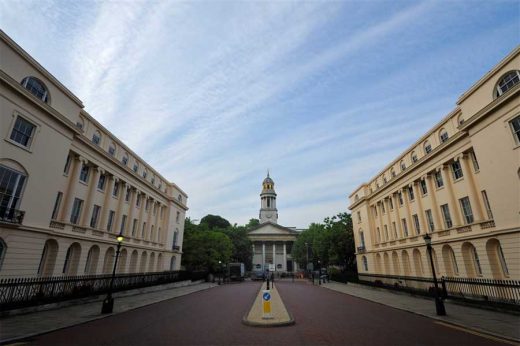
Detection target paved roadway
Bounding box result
[23,281,507,345]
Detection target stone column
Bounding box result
[60,155,84,222]
[137,193,146,238]
[114,181,127,233]
[385,198,393,239]
[402,187,413,237]
[440,164,462,226]
[273,243,276,270]
[392,193,403,237]
[99,174,115,231]
[81,166,101,227]
[283,242,287,272]
[262,242,265,270]
[458,153,484,222]
[377,203,385,241]
[126,187,137,237]
[412,181,426,234]
[425,173,442,230]
[153,202,161,243]
[145,197,154,240]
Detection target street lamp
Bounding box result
[423,234,446,316]
[218,260,222,285]
[318,259,321,285]
[101,232,124,314]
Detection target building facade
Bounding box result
[348,47,520,281]
[0,30,188,278]
[249,173,299,272]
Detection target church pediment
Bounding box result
[248,222,298,235]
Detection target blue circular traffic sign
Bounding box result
[263,292,271,301]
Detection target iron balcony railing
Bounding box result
[356,245,366,253]
[0,207,25,224]
[0,270,207,311]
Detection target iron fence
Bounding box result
[357,273,520,309]
[0,270,207,311]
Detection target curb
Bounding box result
[320,283,520,345]
[241,282,295,328]
[0,283,217,346]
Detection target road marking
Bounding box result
[434,321,519,345]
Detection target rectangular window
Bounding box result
[142,222,146,238]
[441,204,453,228]
[97,175,106,190]
[408,186,415,201]
[132,218,138,236]
[70,198,83,224]
[392,222,397,238]
[425,144,432,154]
[452,160,463,180]
[63,155,72,174]
[10,116,36,147]
[472,247,483,276]
[120,215,127,233]
[435,171,444,188]
[398,192,403,206]
[381,202,385,213]
[173,231,178,246]
[357,211,361,223]
[401,219,408,237]
[125,188,131,202]
[470,151,480,171]
[510,115,520,144]
[107,210,115,231]
[481,190,493,220]
[51,192,63,220]
[0,165,27,220]
[420,180,428,195]
[389,198,393,210]
[90,205,101,228]
[459,197,474,224]
[79,164,90,183]
[136,195,141,207]
[425,209,434,232]
[176,211,180,223]
[412,214,420,234]
[145,199,150,211]
[384,225,388,240]
[113,182,119,197]
[374,206,378,217]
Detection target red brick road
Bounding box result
[25,280,505,345]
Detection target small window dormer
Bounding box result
[21,76,49,103]
[424,141,432,154]
[122,153,129,166]
[439,128,449,143]
[92,130,101,145]
[411,151,418,163]
[400,160,406,172]
[495,70,520,98]
[108,142,116,156]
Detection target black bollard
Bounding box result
[266,277,270,290]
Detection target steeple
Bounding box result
[260,171,278,224]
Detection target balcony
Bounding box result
[357,245,366,253]
[0,207,25,225]
[172,244,180,251]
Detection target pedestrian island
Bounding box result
[242,282,294,327]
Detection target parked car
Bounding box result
[250,270,265,281]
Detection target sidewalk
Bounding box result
[322,281,520,342]
[0,281,217,344]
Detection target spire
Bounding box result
[267,169,270,178]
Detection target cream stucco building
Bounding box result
[348,46,520,281]
[248,173,300,273]
[0,30,188,278]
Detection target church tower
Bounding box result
[259,171,278,224]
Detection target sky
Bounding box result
[1,1,518,228]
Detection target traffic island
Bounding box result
[242,282,294,327]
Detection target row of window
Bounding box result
[362,239,509,279]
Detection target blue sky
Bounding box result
[1,1,518,228]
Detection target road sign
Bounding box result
[262,289,272,319]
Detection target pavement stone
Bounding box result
[321,281,520,342]
[0,281,217,344]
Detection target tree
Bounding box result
[245,218,260,229]
[182,229,233,272]
[200,214,231,230]
[220,225,253,270]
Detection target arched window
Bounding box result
[62,243,81,275]
[122,153,129,166]
[355,194,359,201]
[390,168,396,177]
[76,117,85,130]
[359,230,365,248]
[0,163,27,223]
[21,76,49,103]
[383,253,391,274]
[495,70,520,98]
[92,131,101,145]
[0,238,6,271]
[117,249,127,273]
[461,242,482,277]
[401,250,411,276]
[84,245,100,274]
[413,249,424,276]
[442,245,459,276]
[392,251,400,275]
[170,256,177,270]
[38,239,59,276]
[129,250,138,273]
[157,253,164,271]
[486,239,509,278]
[140,251,148,272]
[439,128,449,143]
[108,142,116,156]
[424,141,432,154]
[457,115,464,126]
[411,151,418,163]
[103,247,115,274]
[400,160,406,171]
[375,253,382,273]
[143,170,147,179]
[148,252,156,272]
[362,256,368,271]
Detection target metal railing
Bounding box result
[0,270,207,311]
[0,207,25,224]
[357,273,520,308]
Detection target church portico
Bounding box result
[251,238,297,272]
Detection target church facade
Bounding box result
[248,173,299,273]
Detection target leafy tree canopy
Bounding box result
[200,214,231,230]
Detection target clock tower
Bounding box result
[259,171,278,224]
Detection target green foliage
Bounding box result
[292,212,356,271]
[200,214,231,230]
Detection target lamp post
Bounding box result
[101,232,124,314]
[423,234,446,316]
[318,259,321,285]
[218,260,222,285]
